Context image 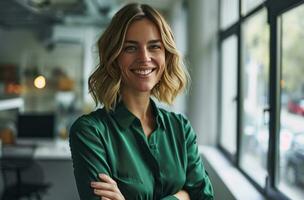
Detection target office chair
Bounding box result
[0,158,51,200]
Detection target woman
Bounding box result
[69,3,214,200]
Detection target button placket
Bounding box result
[132,121,163,198]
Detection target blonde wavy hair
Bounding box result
[89,3,190,111]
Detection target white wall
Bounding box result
[169,0,188,115]
[186,0,219,145]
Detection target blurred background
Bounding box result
[0,0,303,199]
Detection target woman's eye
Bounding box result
[124,46,136,52]
[149,45,161,50]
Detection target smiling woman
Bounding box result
[69,3,214,200]
[89,3,188,112]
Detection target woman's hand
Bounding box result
[91,174,125,200]
[173,190,190,200]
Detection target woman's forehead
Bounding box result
[124,18,161,42]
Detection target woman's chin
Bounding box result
[121,83,157,95]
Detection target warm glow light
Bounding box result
[34,75,46,89]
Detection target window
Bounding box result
[218,0,304,199]
[278,4,304,199]
[241,0,265,15]
[220,0,239,30]
[240,8,269,187]
[220,35,238,155]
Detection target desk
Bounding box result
[33,139,71,160]
[3,139,72,160]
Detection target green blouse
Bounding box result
[69,100,214,200]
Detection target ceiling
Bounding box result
[0,0,179,28]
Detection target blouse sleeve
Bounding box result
[69,116,111,200]
[181,115,214,200]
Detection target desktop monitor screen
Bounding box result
[17,113,55,139]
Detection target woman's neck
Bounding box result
[121,91,151,120]
[121,90,156,137]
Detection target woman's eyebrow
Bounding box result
[124,40,138,44]
[124,39,162,44]
[148,39,162,44]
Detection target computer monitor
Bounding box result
[17,113,55,141]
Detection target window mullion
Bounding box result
[266,6,281,197]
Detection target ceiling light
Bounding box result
[34,75,46,89]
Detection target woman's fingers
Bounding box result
[91,181,116,191]
[173,190,190,200]
[98,173,117,185]
[90,174,125,200]
[91,174,119,192]
[91,182,122,200]
[94,189,122,199]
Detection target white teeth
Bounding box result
[133,69,153,75]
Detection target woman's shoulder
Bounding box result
[157,108,194,141]
[158,107,189,123]
[70,108,108,133]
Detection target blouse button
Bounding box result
[149,144,157,149]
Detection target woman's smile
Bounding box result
[131,67,156,76]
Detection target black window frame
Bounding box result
[217,0,304,199]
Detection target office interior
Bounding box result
[0,0,303,199]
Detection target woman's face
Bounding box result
[117,18,165,95]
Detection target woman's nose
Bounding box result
[137,48,151,62]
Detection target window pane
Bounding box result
[278,4,304,200]
[220,35,238,155]
[220,0,239,30]
[239,9,269,186]
[241,0,264,16]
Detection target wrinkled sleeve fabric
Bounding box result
[181,115,214,200]
[69,116,110,200]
